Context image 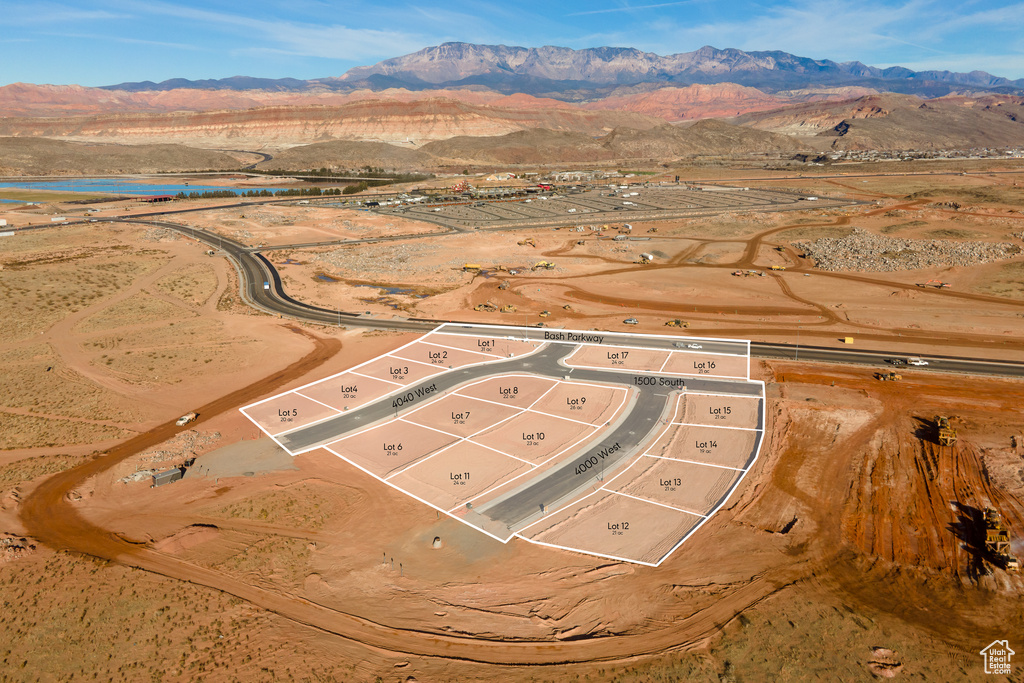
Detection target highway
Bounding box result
[13,215,1024,378]
[276,339,762,535]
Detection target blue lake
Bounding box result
[0,178,295,196]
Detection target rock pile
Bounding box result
[796,228,1020,272]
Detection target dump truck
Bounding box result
[532,261,555,270]
[463,264,482,272]
[935,416,957,446]
[770,265,786,271]
[539,310,550,318]
[500,304,517,313]
[664,319,690,328]
[175,412,198,426]
[875,371,902,381]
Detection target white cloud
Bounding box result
[117,0,425,61]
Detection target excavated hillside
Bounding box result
[419,128,615,165]
[735,93,1024,149]
[602,120,808,158]
[254,140,432,172]
[0,137,242,175]
[0,99,664,149]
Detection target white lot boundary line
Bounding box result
[413,339,507,360]
[292,391,348,414]
[574,341,747,360]
[349,370,405,387]
[670,421,760,432]
[514,535,658,568]
[323,445,514,545]
[435,321,751,348]
[239,407,287,444]
[240,330,432,412]
[454,378,627,428]
[609,490,707,518]
[563,359,749,381]
[642,453,747,472]
[385,354,451,372]
[651,383,766,567]
[656,354,672,373]
[387,406,539,480]
[271,405,349,438]
[454,420,614,511]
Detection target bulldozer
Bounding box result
[875,371,902,381]
[497,280,510,291]
[517,238,536,247]
[539,310,550,318]
[474,301,498,312]
[500,304,517,313]
[562,304,573,311]
[935,415,957,446]
[664,319,690,328]
[985,508,1020,572]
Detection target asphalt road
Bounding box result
[276,339,762,532]
[14,216,1024,378]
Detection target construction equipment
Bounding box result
[175,412,198,426]
[517,238,536,247]
[532,261,555,270]
[770,265,787,271]
[539,310,550,318]
[664,319,690,328]
[875,371,902,381]
[474,301,498,312]
[463,263,482,272]
[562,304,573,311]
[842,337,854,344]
[497,281,510,290]
[917,279,952,288]
[500,304,517,313]
[984,508,1020,572]
[935,415,957,446]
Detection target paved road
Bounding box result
[750,342,1024,377]
[277,339,762,533]
[14,216,1024,378]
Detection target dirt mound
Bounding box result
[602,119,805,158]
[0,137,240,175]
[255,140,431,172]
[421,128,615,164]
[152,525,220,554]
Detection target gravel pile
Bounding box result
[314,243,466,283]
[796,228,1020,272]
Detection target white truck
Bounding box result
[175,412,198,426]
[907,357,929,366]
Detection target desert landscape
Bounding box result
[2,21,1024,682]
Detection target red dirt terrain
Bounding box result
[13,336,1024,678]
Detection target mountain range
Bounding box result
[103,43,1024,99]
[1,42,1023,170]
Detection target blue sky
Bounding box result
[2,0,1023,86]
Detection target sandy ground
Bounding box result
[3,166,1024,680]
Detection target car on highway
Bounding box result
[623,317,638,325]
[687,343,702,349]
[888,358,905,366]
[907,357,929,366]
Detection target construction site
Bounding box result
[1,162,1024,681]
